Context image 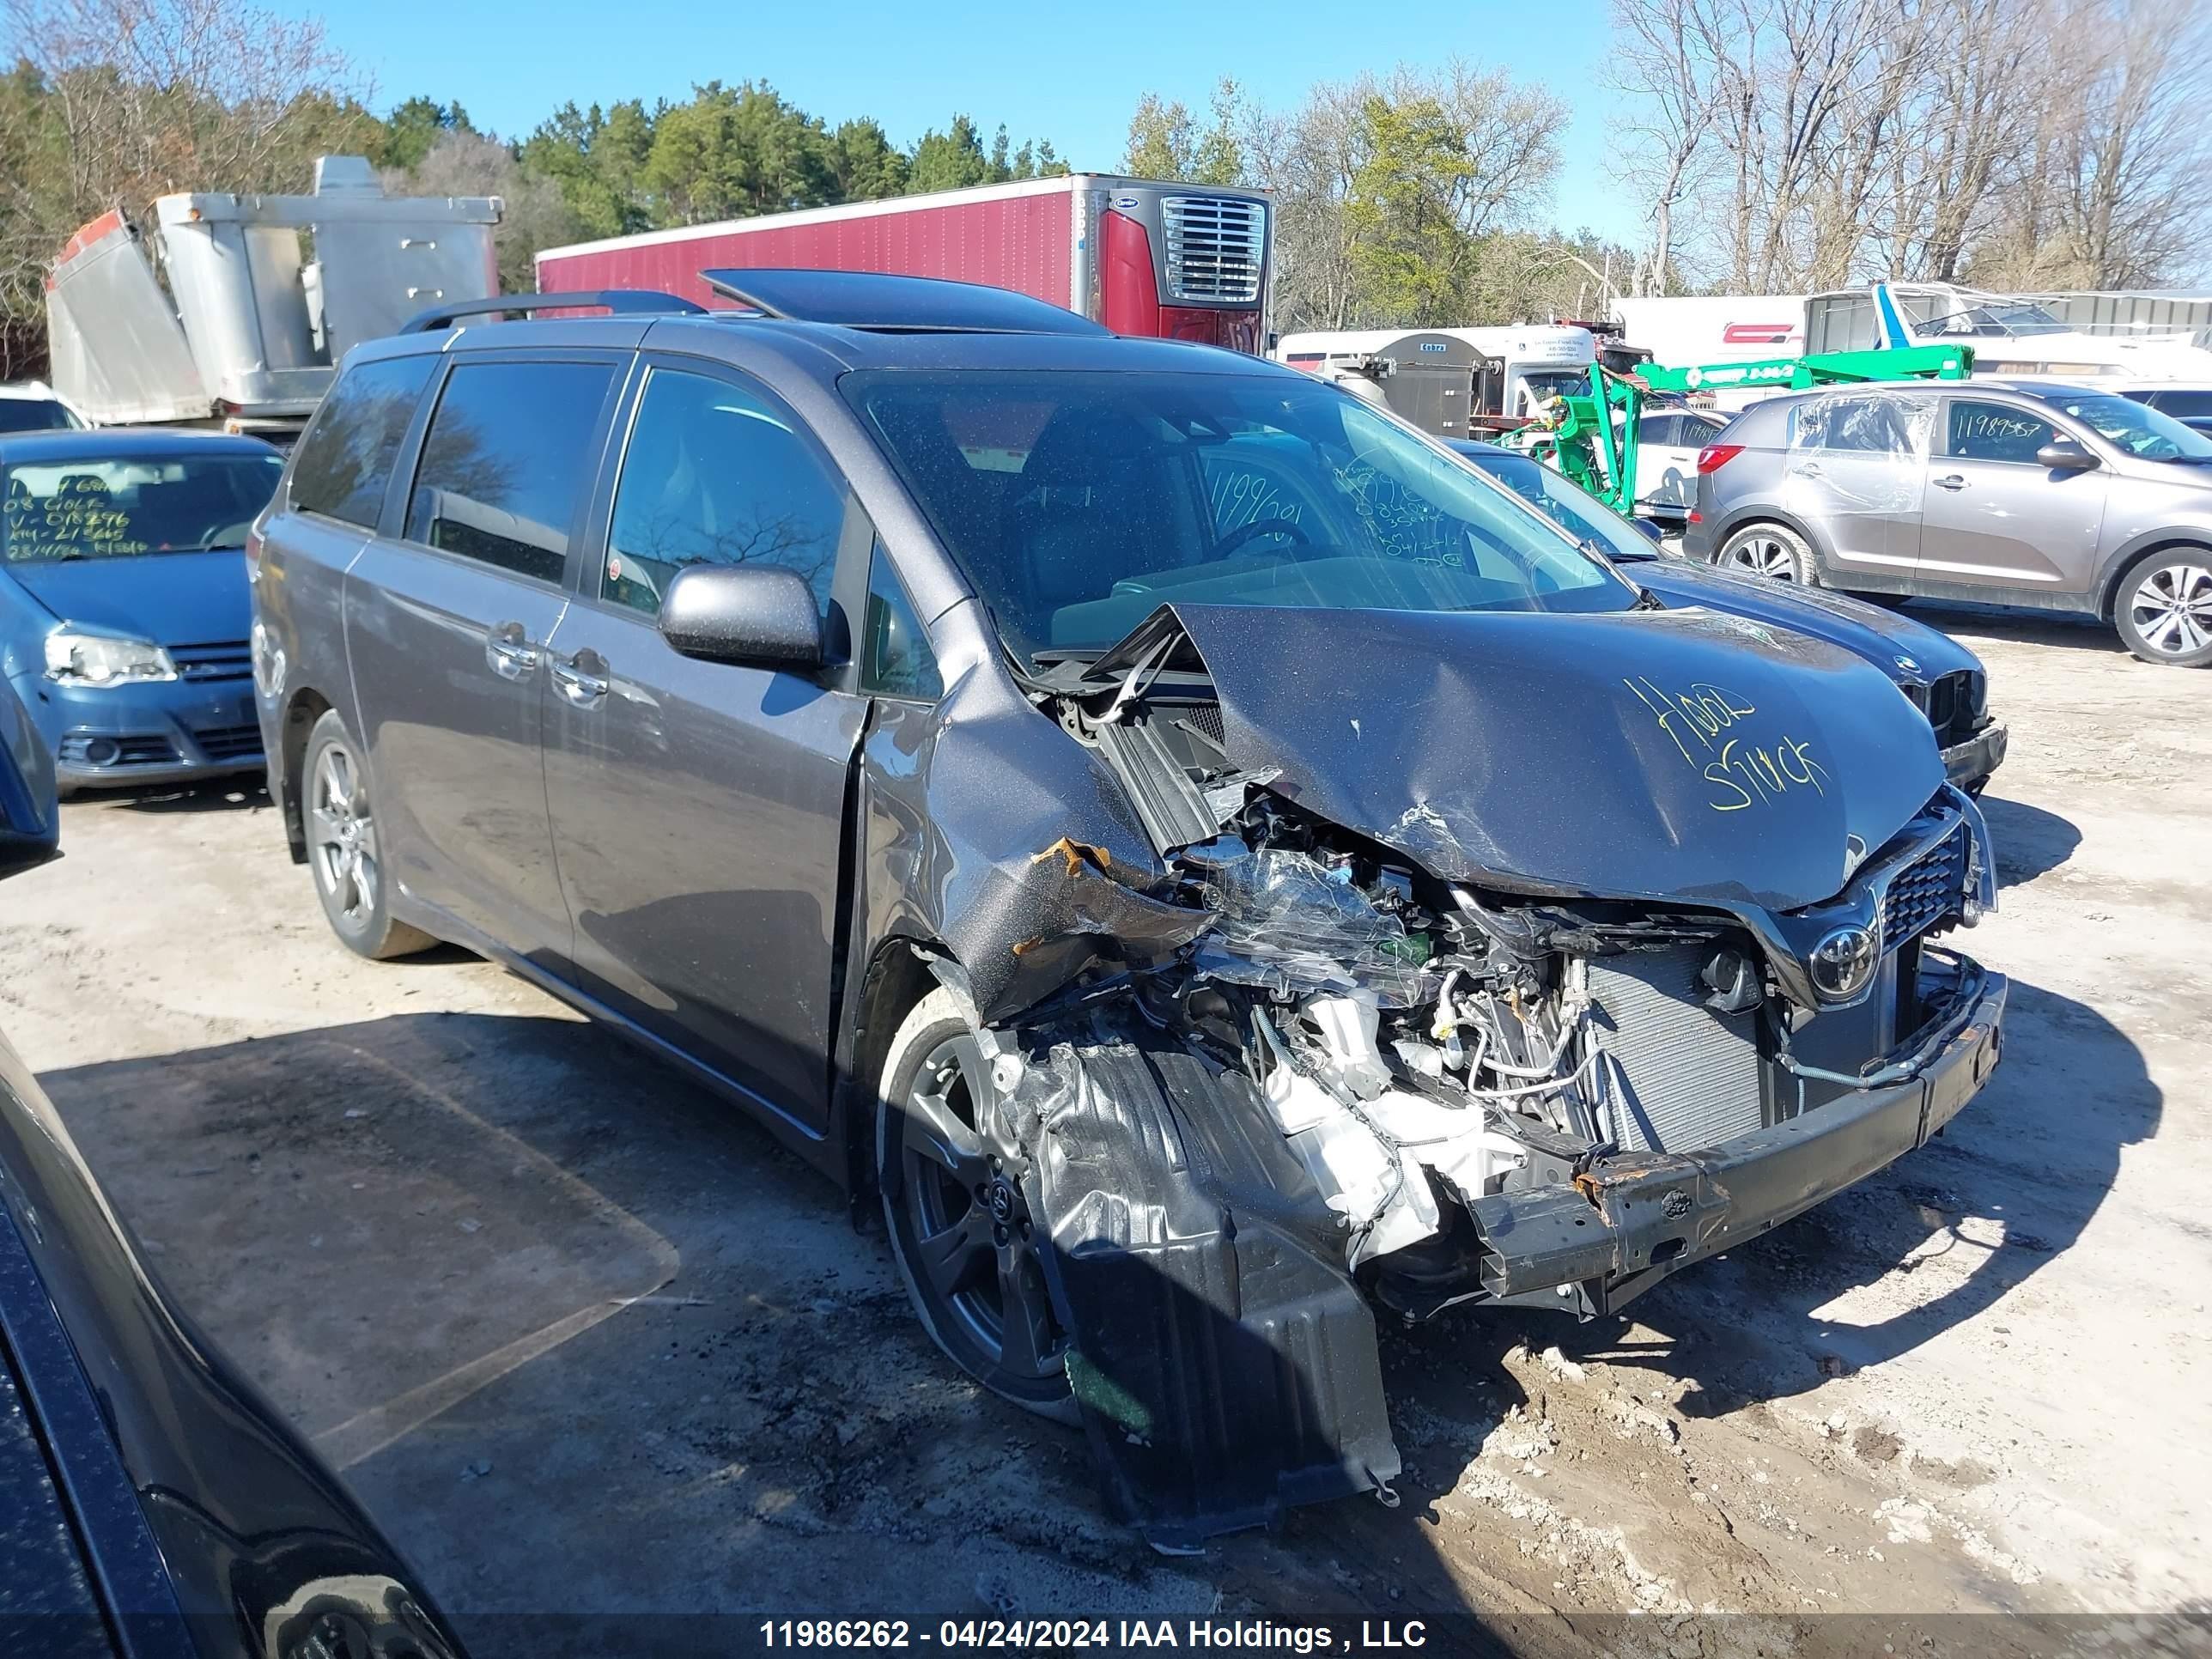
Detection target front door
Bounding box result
[542,361,867,1133]
[1917,396,2108,595]
[344,355,619,969]
[1779,392,1935,578]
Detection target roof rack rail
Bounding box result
[398,290,706,335]
[700,268,1109,336]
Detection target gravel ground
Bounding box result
[1,602,2205,1654]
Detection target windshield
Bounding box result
[2,450,284,562]
[0,398,82,434]
[2041,390,2212,461]
[1446,442,1655,562]
[1918,299,2069,338]
[848,370,1635,660]
[1516,368,1590,414]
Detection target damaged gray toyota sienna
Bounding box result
[250,271,2006,1547]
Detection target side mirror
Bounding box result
[659,563,823,671]
[0,678,59,883]
[2036,439,2099,471]
[1632,517,1666,542]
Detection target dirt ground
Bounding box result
[2,602,2207,1655]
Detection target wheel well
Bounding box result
[843,938,945,1200]
[2098,538,2212,622]
[277,688,332,863]
[1711,512,1829,578]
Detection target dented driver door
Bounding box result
[540,360,869,1135]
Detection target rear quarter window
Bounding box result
[289,355,439,529]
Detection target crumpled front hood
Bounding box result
[1117,602,1945,913]
[3,551,250,647]
[1629,561,1981,683]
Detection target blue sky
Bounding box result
[286,0,1643,244]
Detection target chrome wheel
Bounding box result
[2126,562,2212,659]
[309,739,379,931]
[896,1030,1067,1389]
[1722,532,1801,580]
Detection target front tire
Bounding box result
[1717,522,1817,584]
[2115,555,2212,666]
[302,709,434,960]
[877,988,1076,1422]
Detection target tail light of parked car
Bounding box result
[1695,442,1744,474]
[245,511,267,582]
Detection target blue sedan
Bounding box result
[1,429,284,795]
[1448,441,2008,793]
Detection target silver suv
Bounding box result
[1685,378,2212,666]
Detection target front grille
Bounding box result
[193,722,263,761]
[1881,824,1968,946]
[171,641,252,682]
[1588,946,1765,1153]
[1923,671,1978,747]
[1162,196,1266,303]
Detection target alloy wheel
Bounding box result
[897,1031,1066,1388]
[308,740,380,930]
[2127,562,2212,659]
[1723,533,1801,580]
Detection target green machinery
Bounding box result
[1504,341,1977,516]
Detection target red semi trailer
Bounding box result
[532,174,1271,351]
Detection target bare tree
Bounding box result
[0,0,370,372]
[385,129,580,294]
[1608,0,1732,294]
[1613,0,2212,294]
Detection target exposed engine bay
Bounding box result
[915,602,2008,1546]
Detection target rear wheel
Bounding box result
[2114,555,2212,667]
[878,989,1075,1421]
[1717,522,1817,584]
[303,709,434,960]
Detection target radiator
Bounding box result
[1585,947,1765,1154]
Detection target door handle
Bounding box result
[550,647,609,707]
[1796,463,1823,478]
[1934,474,1967,491]
[485,621,538,679]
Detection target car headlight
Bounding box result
[1808,923,1881,1001]
[44,629,178,686]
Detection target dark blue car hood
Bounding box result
[1626,559,1980,683]
[1093,601,1944,913]
[3,551,250,647]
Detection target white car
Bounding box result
[0,382,88,434]
[1635,405,1729,522]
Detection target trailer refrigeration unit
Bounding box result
[533,175,1271,352]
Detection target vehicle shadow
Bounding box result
[1394,974,2151,1445]
[38,1010,1507,1651]
[66,775,271,813]
[1902,600,2128,656]
[1976,793,2081,887]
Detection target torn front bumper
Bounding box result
[1942,720,2008,791]
[1461,957,2007,1316]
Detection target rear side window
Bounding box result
[405,360,616,582]
[1789,396,1929,456]
[1947,399,2054,464]
[602,367,845,619]
[289,355,437,528]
